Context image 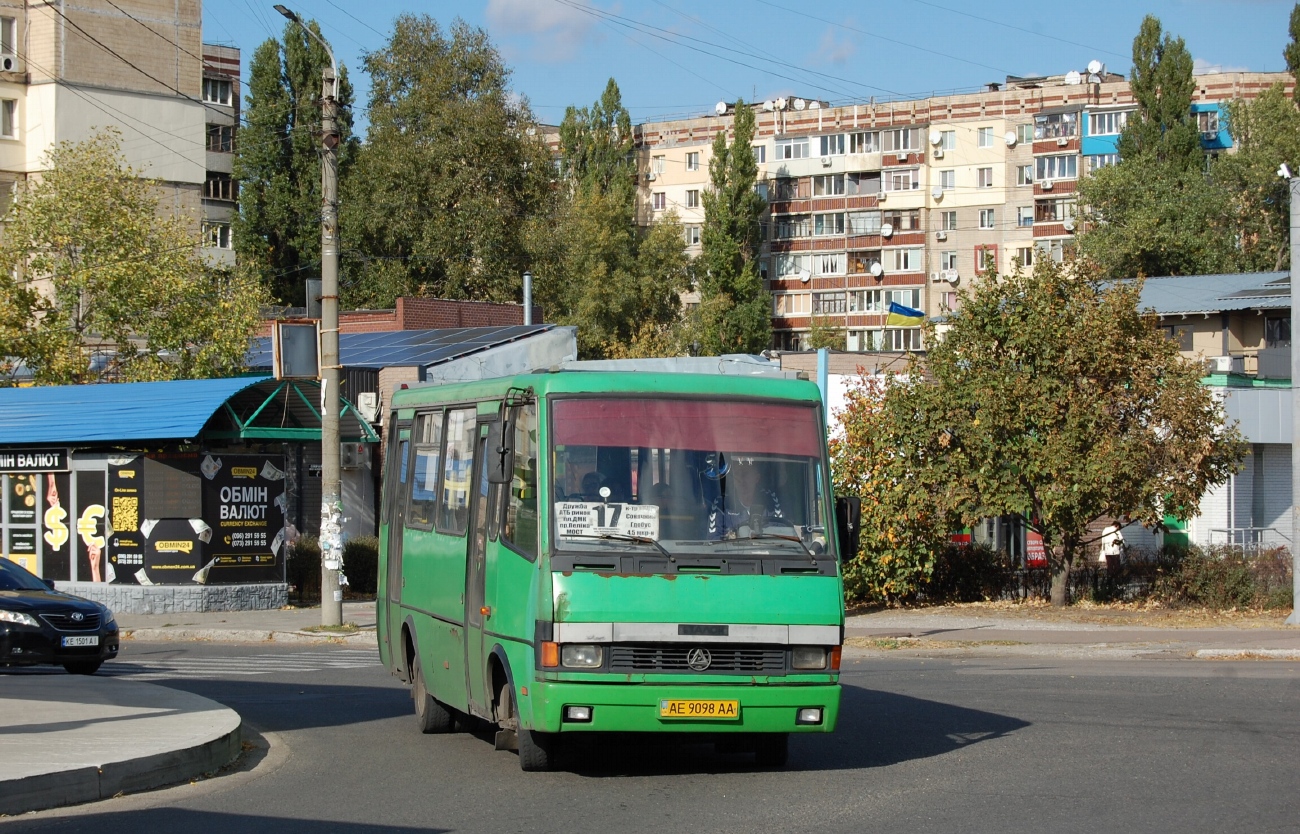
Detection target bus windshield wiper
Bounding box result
[561,532,673,560]
[744,532,818,562]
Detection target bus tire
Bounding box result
[412,656,454,734]
[504,685,559,772]
[753,733,789,768]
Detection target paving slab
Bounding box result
[117,600,378,646]
[0,675,241,816]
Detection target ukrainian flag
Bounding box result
[885,301,925,327]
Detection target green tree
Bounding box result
[806,316,844,351]
[0,132,266,385]
[1118,15,1199,166]
[234,19,358,305]
[341,15,552,309]
[559,78,635,201]
[1285,3,1300,103]
[834,257,1244,606]
[698,101,770,354]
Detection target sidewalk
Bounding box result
[117,600,379,646]
[0,675,241,816]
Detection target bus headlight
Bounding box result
[791,646,828,670]
[561,644,604,668]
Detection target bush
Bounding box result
[343,536,380,597]
[1152,546,1293,610]
[287,535,321,603]
[919,544,1014,603]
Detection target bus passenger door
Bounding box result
[464,426,492,717]
[382,424,411,673]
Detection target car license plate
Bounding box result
[61,635,99,647]
[659,699,740,719]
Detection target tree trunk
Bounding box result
[1049,548,1074,607]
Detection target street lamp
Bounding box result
[275,4,344,627]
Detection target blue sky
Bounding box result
[204,0,1297,131]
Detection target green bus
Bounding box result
[376,370,859,770]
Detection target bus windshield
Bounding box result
[550,398,830,558]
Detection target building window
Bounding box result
[1035,198,1076,223]
[813,291,846,314]
[939,130,956,150]
[1015,246,1034,267]
[1197,110,1220,135]
[775,215,811,239]
[1266,317,1291,348]
[1036,154,1078,181]
[204,173,236,201]
[815,253,846,276]
[1089,111,1128,136]
[685,189,700,208]
[752,144,766,164]
[772,292,810,317]
[813,212,844,236]
[1017,123,1034,144]
[849,131,879,153]
[939,170,955,191]
[652,156,666,175]
[847,171,880,195]
[1034,111,1077,140]
[891,248,923,271]
[652,192,666,211]
[813,174,845,196]
[206,124,234,153]
[1016,164,1033,186]
[818,134,845,156]
[975,245,997,270]
[847,250,881,275]
[773,253,810,277]
[884,209,922,231]
[202,78,232,105]
[772,178,803,201]
[882,128,919,152]
[1017,206,1034,227]
[684,225,701,246]
[686,152,700,171]
[978,208,995,229]
[1035,238,1071,263]
[202,222,232,249]
[0,17,15,57]
[848,210,881,235]
[977,126,994,148]
[849,290,881,313]
[940,210,957,231]
[941,250,958,271]
[776,137,810,160]
[1088,153,1120,172]
[0,99,15,139]
[883,168,919,192]
[977,167,994,188]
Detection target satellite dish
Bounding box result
[1005,131,1017,147]
[880,223,894,238]
[931,186,944,200]
[929,130,943,146]
[809,100,821,110]
[798,269,811,283]
[715,101,728,116]
[1064,70,1082,85]
[869,262,884,277]
[1063,217,1076,232]
[793,98,806,111]
[775,97,788,110]
[1087,59,1104,76]
[762,100,775,112]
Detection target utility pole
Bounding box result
[275,5,343,626]
[1288,172,1300,626]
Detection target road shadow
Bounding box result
[561,683,1029,776]
[0,809,449,834]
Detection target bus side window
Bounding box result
[501,402,538,559]
[436,407,478,536]
[405,410,442,530]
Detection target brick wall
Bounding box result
[394,297,543,330]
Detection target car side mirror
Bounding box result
[834,496,861,561]
[43,578,56,590]
[486,417,513,485]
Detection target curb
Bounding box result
[0,684,242,816]
[1194,648,1300,659]
[123,627,376,646]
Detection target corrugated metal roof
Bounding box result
[246,325,558,370]
[1134,272,1291,315]
[0,376,270,446]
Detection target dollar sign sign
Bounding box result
[44,505,69,550]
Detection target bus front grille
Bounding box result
[608,644,786,673]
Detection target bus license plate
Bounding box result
[659,699,740,719]
[62,635,99,647]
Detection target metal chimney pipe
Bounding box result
[523,271,533,326]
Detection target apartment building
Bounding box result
[201,42,239,266]
[0,1,233,263]
[628,69,1290,351]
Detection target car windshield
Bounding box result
[0,558,50,591]
[550,397,830,558]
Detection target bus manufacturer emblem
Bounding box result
[686,647,712,671]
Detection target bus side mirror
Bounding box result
[487,418,513,485]
[834,496,861,561]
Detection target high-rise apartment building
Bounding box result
[625,69,1287,351]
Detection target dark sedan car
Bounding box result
[0,558,119,674]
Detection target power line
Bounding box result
[902,0,1129,63]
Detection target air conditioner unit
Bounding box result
[933,148,944,159]
[1041,180,1054,190]
[821,156,832,167]
[895,153,909,163]
[877,191,887,201]
[1057,137,1069,147]
[340,442,366,470]
[646,171,657,182]
[356,392,379,423]
[931,271,943,283]
[1201,130,1218,140]
[936,230,948,241]
[1207,355,1244,374]
[0,55,20,73]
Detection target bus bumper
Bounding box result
[527,682,840,734]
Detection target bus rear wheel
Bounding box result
[411,656,454,734]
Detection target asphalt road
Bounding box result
[7,642,1300,834]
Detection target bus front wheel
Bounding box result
[411,656,454,734]
[501,684,559,772]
